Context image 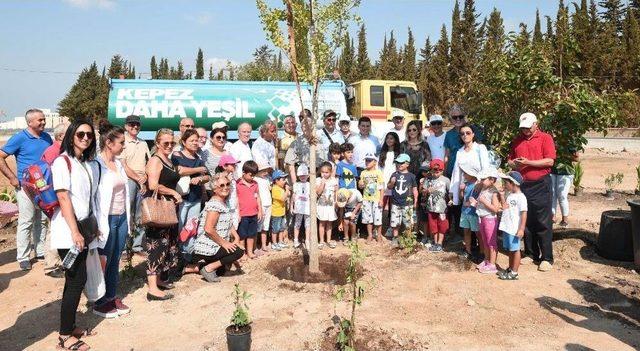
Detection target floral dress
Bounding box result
[193,199,233,257]
[316,177,337,221]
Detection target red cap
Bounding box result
[430,159,444,171]
[219,154,240,166]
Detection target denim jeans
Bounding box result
[178,199,201,262]
[16,188,46,262]
[127,179,145,252]
[96,213,128,306]
[551,174,573,217]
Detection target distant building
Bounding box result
[0,109,69,130]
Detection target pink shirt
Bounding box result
[41,140,62,165]
[109,171,127,215]
[236,179,259,217]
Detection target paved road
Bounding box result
[585,137,640,152]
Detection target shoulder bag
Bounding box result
[140,189,178,228]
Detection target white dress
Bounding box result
[316,177,337,221]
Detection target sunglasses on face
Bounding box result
[181,124,194,129]
[460,131,473,136]
[451,115,465,120]
[218,182,231,188]
[160,141,176,148]
[325,118,336,122]
[431,121,443,126]
[214,135,227,141]
[127,122,141,127]
[408,128,418,132]
[75,131,94,140]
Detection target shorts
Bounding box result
[361,200,382,225]
[271,216,286,233]
[390,204,413,228]
[427,212,449,234]
[502,231,521,252]
[294,214,310,230]
[459,213,479,232]
[343,206,356,221]
[238,215,258,239]
[258,206,272,232]
[478,216,498,249]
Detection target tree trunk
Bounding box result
[307,0,320,273]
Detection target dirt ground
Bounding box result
[0,148,639,351]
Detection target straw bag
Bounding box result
[140,190,178,228]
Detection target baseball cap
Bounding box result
[297,164,309,176]
[125,115,141,124]
[218,154,240,166]
[500,171,524,186]
[364,153,378,162]
[419,164,430,173]
[477,167,500,180]
[338,114,351,124]
[258,163,272,172]
[323,110,337,119]
[271,169,287,182]
[459,162,480,178]
[394,153,411,164]
[429,114,444,124]
[211,121,228,131]
[336,188,352,208]
[429,159,445,171]
[392,108,404,119]
[519,112,537,128]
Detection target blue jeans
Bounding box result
[97,213,128,306]
[178,200,201,263]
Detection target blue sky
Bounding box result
[0,0,558,119]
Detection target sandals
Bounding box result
[72,327,96,338]
[57,335,90,350]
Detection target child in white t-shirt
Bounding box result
[498,171,528,280]
[290,164,311,248]
[255,165,273,254]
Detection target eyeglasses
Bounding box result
[451,115,465,120]
[218,182,231,189]
[214,135,227,141]
[325,118,336,122]
[408,128,418,132]
[160,141,176,148]
[431,121,443,126]
[75,131,94,140]
[460,131,473,136]
[181,124,194,129]
[126,122,141,128]
[198,136,207,140]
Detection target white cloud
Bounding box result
[183,13,213,25]
[205,58,240,71]
[63,0,115,9]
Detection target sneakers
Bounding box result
[318,243,325,250]
[479,264,498,274]
[559,221,568,227]
[19,260,31,271]
[271,243,282,251]
[113,298,130,316]
[476,261,488,270]
[279,242,289,249]
[429,244,443,252]
[498,269,519,280]
[538,261,553,272]
[459,251,472,260]
[328,241,337,249]
[93,301,119,318]
[200,267,221,282]
[293,239,300,248]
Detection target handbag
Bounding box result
[76,162,100,243]
[176,176,191,196]
[140,189,178,228]
[84,248,105,302]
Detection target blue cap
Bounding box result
[271,169,287,182]
[394,153,411,164]
[499,170,523,186]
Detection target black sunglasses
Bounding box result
[431,121,443,125]
[451,115,465,120]
[126,122,141,127]
[75,131,94,140]
[214,135,227,140]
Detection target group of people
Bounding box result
[0,104,571,350]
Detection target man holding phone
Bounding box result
[508,112,556,272]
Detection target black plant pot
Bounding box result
[226,325,251,351]
[605,189,614,199]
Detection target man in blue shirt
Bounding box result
[0,109,53,270]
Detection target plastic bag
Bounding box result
[84,248,105,302]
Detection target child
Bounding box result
[472,167,502,273]
[271,169,290,250]
[236,160,263,260]
[457,163,481,260]
[422,159,450,252]
[316,161,338,249]
[417,164,431,245]
[387,153,418,244]
[255,164,273,254]
[358,153,384,243]
[291,164,310,248]
[498,171,528,280]
[328,142,342,177]
[336,142,358,189]
[336,188,362,244]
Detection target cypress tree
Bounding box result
[425,25,451,113]
[150,56,158,79]
[598,0,625,86]
[402,27,417,81]
[338,31,355,82]
[533,9,544,47]
[417,36,432,104]
[176,61,185,79]
[450,0,463,84]
[355,23,372,81]
[159,58,169,79]
[623,6,640,89]
[196,48,204,79]
[108,54,127,78]
[482,8,505,57]
[377,31,399,79]
[216,69,224,80]
[208,65,214,80]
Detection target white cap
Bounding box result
[519,112,537,128]
[429,114,444,124]
[258,163,272,171]
[338,114,351,123]
[364,152,378,162]
[392,108,404,118]
[477,167,500,180]
[297,164,309,176]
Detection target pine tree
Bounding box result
[515,23,531,50]
[58,62,109,121]
[424,25,451,113]
[376,31,399,79]
[208,65,214,80]
[355,23,372,81]
[216,69,224,80]
[402,27,417,81]
[572,0,597,78]
[150,56,158,79]
[176,61,185,79]
[533,9,544,47]
[108,54,127,78]
[599,0,625,33]
[227,61,235,80]
[450,0,463,84]
[338,31,355,82]
[598,0,625,86]
[159,58,169,79]
[482,8,505,57]
[623,6,640,89]
[417,36,432,104]
[196,48,204,79]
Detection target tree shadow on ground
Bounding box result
[0,268,28,294]
[0,259,147,350]
[537,279,640,350]
[0,248,16,267]
[553,228,635,269]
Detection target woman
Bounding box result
[51,119,99,351]
[449,124,490,207]
[201,123,229,176]
[193,172,244,282]
[145,128,182,301]
[93,120,132,319]
[401,120,431,176]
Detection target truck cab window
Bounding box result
[390,86,419,113]
[370,85,384,106]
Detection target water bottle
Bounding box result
[62,245,80,270]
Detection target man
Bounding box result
[40,122,69,277]
[426,114,446,161]
[285,116,326,181]
[508,112,556,272]
[174,117,195,152]
[252,120,277,170]
[119,115,150,255]
[351,116,381,173]
[0,109,52,270]
[316,110,344,155]
[377,110,406,143]
[443,104,484,178]
[196,127,210,157]
[338,115,354,143]
[278,114,298,169]
[230,122,254,179]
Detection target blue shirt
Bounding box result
[461,181,478,216]
[336,161,358,189]
[444,124,484,177]
[1,129,53,183]
[390,171,417,206]
[171,152,204,203]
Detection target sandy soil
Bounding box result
[0,149,639,351]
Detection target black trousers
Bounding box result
[521,175,554,263]
[193,246,244,267]
[448,204,462,236]
[57,248,88,335]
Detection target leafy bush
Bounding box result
[230,283,251,331]
[604,173,624,192]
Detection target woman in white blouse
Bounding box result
[449,124,490,206]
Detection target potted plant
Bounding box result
[226,283,251,351]
[635,165,640,196]
[573,162,584,196]
[604,172,624,199]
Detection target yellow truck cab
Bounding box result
[347,80,427,130]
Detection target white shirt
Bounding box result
[449,142,490,205]
[380,151,397,195]
[351,134,381,169]
[255,176,272,207]
[230,140,253,179]
[50,153,100,250]
[95,157,131,249]
[293,181,310,215]
[316,127,345,151]
[251,136,276,170]
[427,132,446,161]
[377,124,406,144]
[499,192,528,235]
